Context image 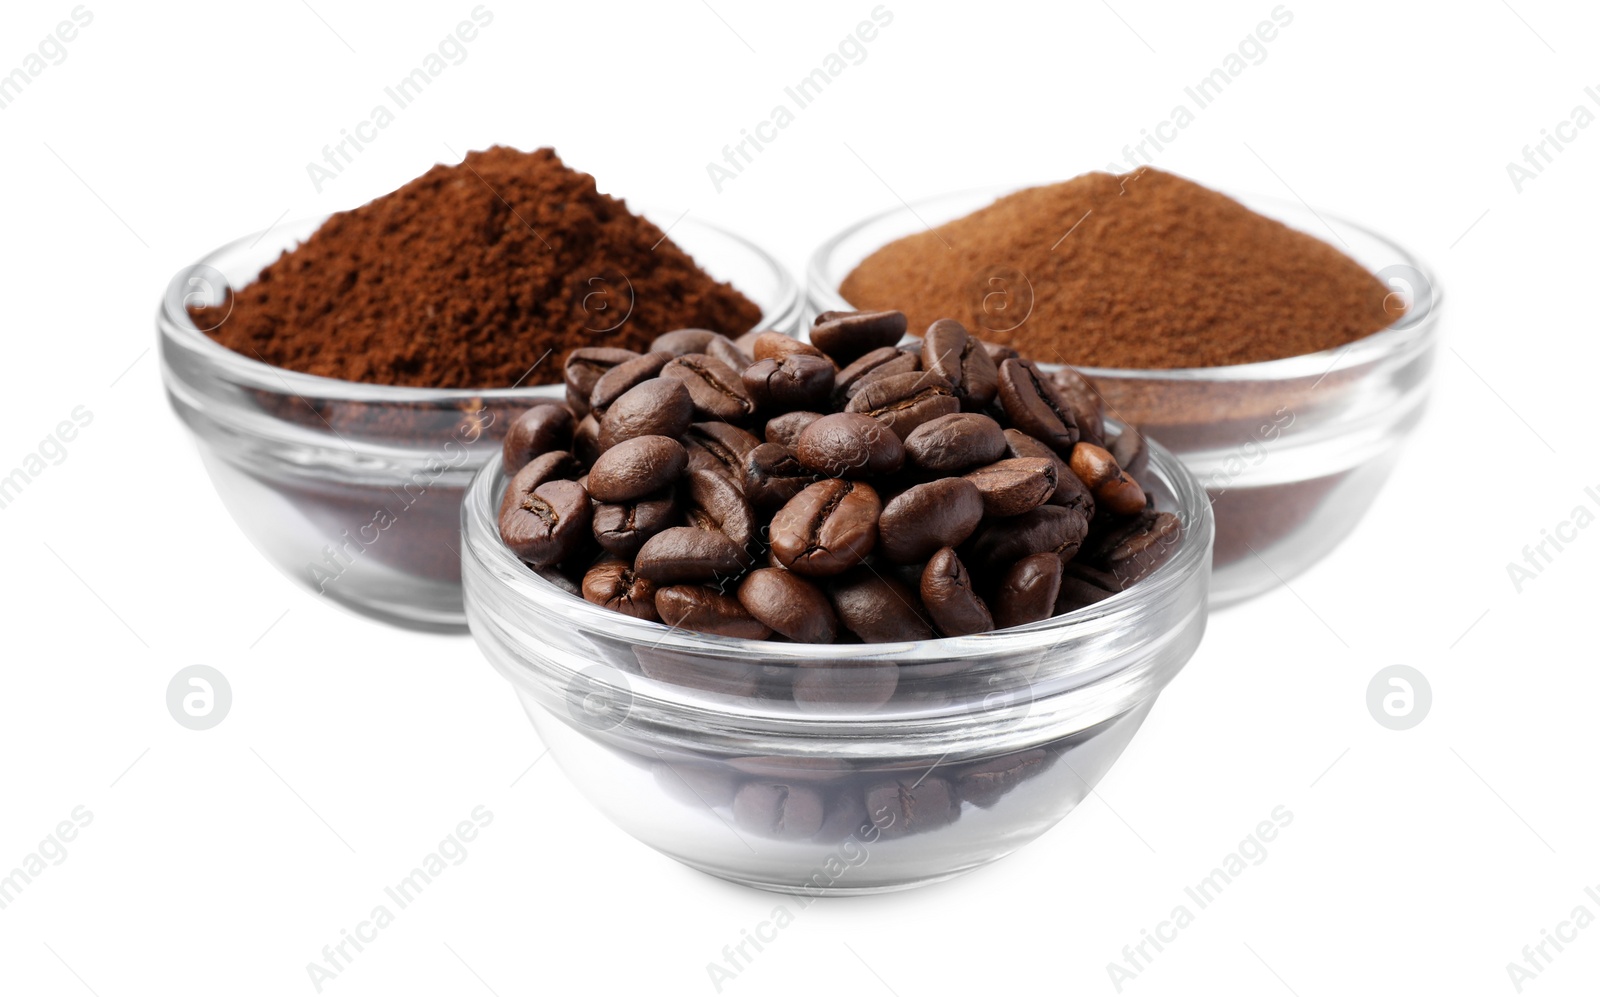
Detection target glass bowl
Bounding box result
[159,211,802,630]
[807,185,1440,606]
[460,427,1214,894]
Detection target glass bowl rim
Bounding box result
[159,210,803,404]
[805,182,1443,383]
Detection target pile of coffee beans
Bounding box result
[497,310,1182,642]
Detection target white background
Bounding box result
[2,0,1597,994]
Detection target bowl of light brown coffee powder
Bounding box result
[161,147,801,629]
[808,169,1439,605]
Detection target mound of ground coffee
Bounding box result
[839,168,1397,369]
[194,146,761,388]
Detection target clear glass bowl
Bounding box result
[461,428,1213,894]
[159,212,802,630]
[807,185,1440,606]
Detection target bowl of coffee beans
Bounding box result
[461,310,1214,893]
[808,172,1439,606]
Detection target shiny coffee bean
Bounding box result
[1049,366,1106,448]
[750,331,828,362]
[1088,510,1182,588]
[981,340,1020,365]
[636,645,762,696]
[953,748,1046,808]
[635,526,747,584]
[684,466,757,549]
[769,479,881,576]
[564,347,638,417]
[660,353,755,421]
[733,781,825,839]
[650,328,717,356]
[1109,425,1150,477]
[581,556,660,621]
[924,318,1000,411]
[877,478,984,564]
[793,660,899,710]
[683,421,762,485]
[996,359,1080,456]
[764,410,824,450]
[844,370,960,440]
[864,775,960,838]
[968,504,1091,575]
[903,412,1007,472]
[1055,562,1122,613]
[737,568,838,643]
[705,333,753,371]
[1069,443,1146,516]
[992,552,1064,629]
[536,567,583,598]
[920,547,994,637]
[573,413,602,465]
[501,403,574,473]
[963,457,1058,517]
[744,443,814,512]
[498,451,581,523]
[829,570,936,643]
[833,347,920,402]
[592,487,678,559]
[588,435,687,502]
[590,350,673,413]
[1004,428,1093,517]
[743,354,836,413]
[795,412,905,478]
[810,309,908,364]
[598,377,693,450]
[654,584,772,639]
[498,478,591,568]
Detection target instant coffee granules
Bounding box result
[839,168,1397,369]
[194,146,761,388]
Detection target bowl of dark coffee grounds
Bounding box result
[809,170,1439,606]
[460,312,1214,891]
[160,147,800,630]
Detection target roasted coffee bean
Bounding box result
[833,347,920,402]
[863,775,960,838]
[1088,510,1182,588]
[743,354,836,412]
[1055,562,1121,613]
[1069,443,1146,516]
[683,421,762,485]
[635,526,747,584]
[795,412,905,478]
[592,487,678,558]
[844,370,960,440]
[498,478,591,567]
[996,358,1080,456]
[829,570,936,642]
[590,350,673,413]
[654,584,772,639]
[810,309,907,363]
[793,660,899,710]
[564,347,638,417]
[968,504,1090,575]
[588,435,687,502]
[705,333,753,371]
[650,328,717,356]
[963,457,1058,517]
[684,466,758,549]
[660,353,755,421]
[1050,366,1106,448]
[581,556,660,621]
[733,781,825,839]
[750,330,827,362]
[498,451,581,521]
[501,403,574,472]
[764,410,824,450]
[573,413,602,465]
[1109,425,1150,477]
[1004,428,1093,517]
[536,567,583,598]
[920,547,994,637]
[769,479,881,576]
[992,552,1064,629]
[598,377,693,450]
[902,412,1007,472]
[744,443,814,512]
[738,568,838,644]
[924,318,1000,411]
[981,340,1020,364]
[877,478,984,564]
[952,749,1046,808]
